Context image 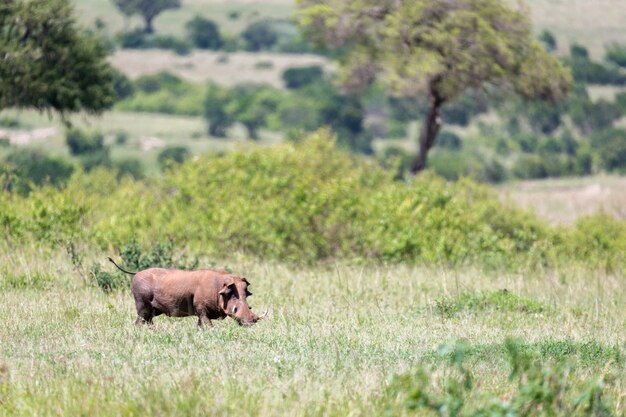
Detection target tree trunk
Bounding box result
[410,89,445,174]
[143,16,154,34]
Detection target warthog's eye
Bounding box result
[233,306,238,314]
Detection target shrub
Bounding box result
[0,116,20,128]
[151,35,191,55]
[539,29,557,52]
[2,132,625,269]
[111,69,135,100]
[592,128,626,172]
[384,339,621,417]
[113,158,144,180]
[242,20,278,51]
[135,71,183,93]
[92,238,199,292]
[436,131,462,150]
[157,146,190,170]
[3,149,74,193]
[569,97,623,134]
[115,30,149,48]
[282,66,324,89]
[66,129,105,156]
[186,16,223,50]
[512,155,548,179]
[440,90,488,127]
[203,83,234,137]
[116,73,205,116]
[605,43,626,68]
[115,31,190,55]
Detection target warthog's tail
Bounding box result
[107,257,139,275]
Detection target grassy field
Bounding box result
[109,50,329,87]
[0,248,624,416]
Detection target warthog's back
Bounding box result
[133,268,231,318]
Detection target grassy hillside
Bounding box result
[73,0,626,59]
[527,0,626,58]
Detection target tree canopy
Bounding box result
[298,0,572,172]
[0,0,117,116]
[112,0,181,34]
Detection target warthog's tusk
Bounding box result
[257,309,268,320]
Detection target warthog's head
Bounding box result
[219,276,267,326]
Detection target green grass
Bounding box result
[1,248,624,416]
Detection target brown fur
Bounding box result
[108,258,260,327]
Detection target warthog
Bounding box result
[108,258,267,327]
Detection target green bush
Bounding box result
[3,149,74,193]
[117,73,205,116]
[185,16,223,50]
[512,155,548,179]
[151,35,191,55]
[113,158,144,180]
[115,30,149,48]
[157,146,190,170]
[282,65,324,89]
[592,128,626,173]
[1,132,625,269]
[539,29,557,52]
[384,339,621,417]
[242,20,278,51]
[436,131,462,150]
[115,30,190,55]
[66,128,105,155]
[605,43,626,68]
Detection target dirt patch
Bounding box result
[0,127,58,146]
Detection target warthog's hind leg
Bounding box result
[134,296,154,325]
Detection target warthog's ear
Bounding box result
[219,281,236,310]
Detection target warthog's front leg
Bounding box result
[197,312,212,328]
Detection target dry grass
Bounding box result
[109,50,329,87]
[500,175,626,225]
[527,0,626,58]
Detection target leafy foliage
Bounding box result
[157,146,190,170]
[0,0,116,115]
[111,0,181,33]
[385,339,622,417]
[605,43,626,68]
[186,16,223,50]
[282,65,324,89]
[2,132,625,269]
[1,149,74,194]
[298,0,571,172]
[242,20,279,51]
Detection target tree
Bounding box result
[298,0,571,173]
[186,16,223,50]
[0,0,117,116]
[112,0,181,34]
[242,20,278,51]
